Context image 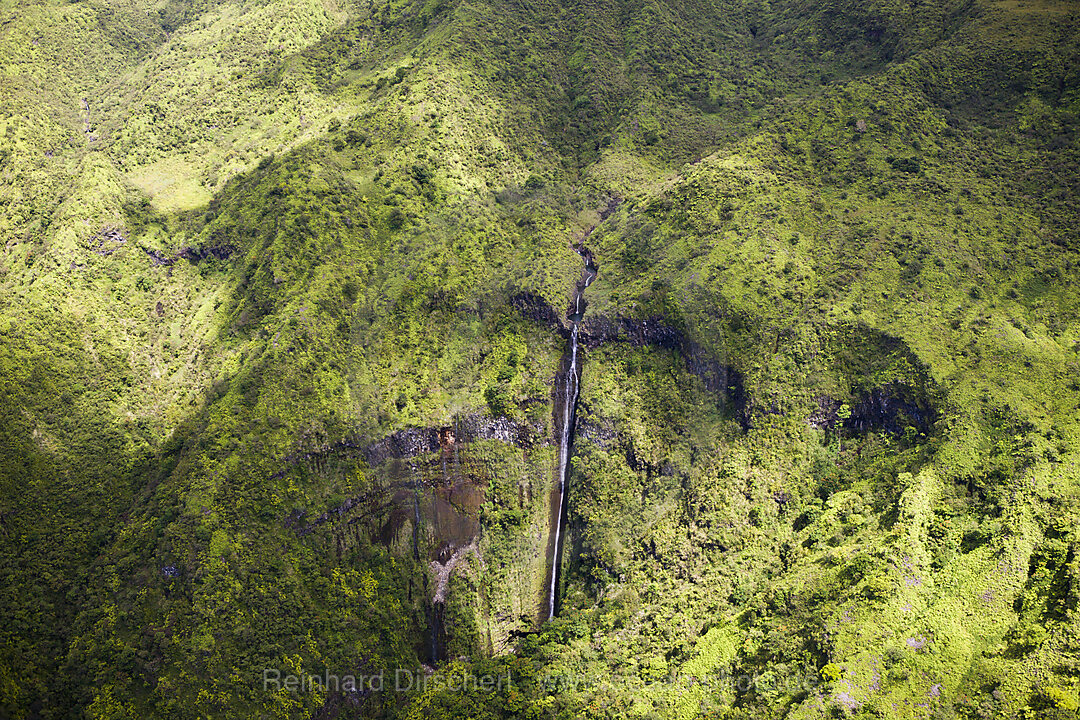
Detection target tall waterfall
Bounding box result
[547,250,596,621]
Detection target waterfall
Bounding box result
[548,325,578,620]
[546,249,596,621]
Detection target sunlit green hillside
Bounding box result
[1,0,1078,717]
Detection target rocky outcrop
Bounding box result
[845,384,937,435]
[809,326,940,437]
[509,293,747,423]
[144,247,174,267]
[271,414,548,483]
[579,313,748,424]
[139,242,232,266]
[809,385,937,436]
[361,427,441,466]
[90,226,126,256]
[578,314,682,349]
[179,243,237,262]
[511,292,562,332]
[455,414,545,448]
[575,417,617,450]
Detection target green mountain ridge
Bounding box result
[2,0,1079,716]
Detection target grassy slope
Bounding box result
[0,0,1078,717]
[526,2,1080,718]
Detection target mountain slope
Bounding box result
[1,0,1079,717]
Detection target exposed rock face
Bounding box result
[575,417,617,450]
[578,314,682,349]
[90,226,126,255]
[362,427,441,466]
[579,313,748,423]
[272,414,548,483]
[179,242,236,261]
[144,247,174,266]
[279,407,553,665]
[431,541,478,603]
[808,327,940,436]
[511,292,563,332]
[811,387,937,437]
[845,384,937,435]
[510,293,748,421]
[455,414,544,447]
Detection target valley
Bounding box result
[1,0,1079,717]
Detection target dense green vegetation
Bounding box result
[1,0,1079,717]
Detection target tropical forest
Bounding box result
[1,0,1079,716]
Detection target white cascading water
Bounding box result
[548,323,578,620]
[548,260,594,620]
